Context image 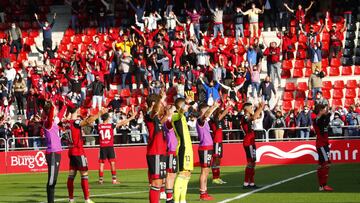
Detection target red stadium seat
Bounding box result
[292,68,303,78]
[345,98,355,108]
[281,70,291,79]
[304,68,313,77]
[321,59,329,68]
[322,81,332,90]
[294,60,305,69]
[305,60,312,69]
[330,58,341,68]
[322,89,331,100]
[332,99,343,107]
[346,80,358,89]
[322,32,330,42]
[120,88,131,97]
[333,80,345,89]
[342,66,352,76]
[64,29,75,37]
[332,89,344,99]
[345,89,357,99]
[298,34,307,44]
[282,60,293,70]
[329,67,340,76]
[294,99,305,111]
[296,91,307,100]
[283,92,294,101]
[282,101,293,112]
[285,82,296,91]
[297,82,308,91]
[354,66,360,75]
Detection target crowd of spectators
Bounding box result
[0,0,360,150]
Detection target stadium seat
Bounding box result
[332,89,344,99]
[332,99,343,107]
[283,92,294,101]
[304,68,313,77]
[294,60,305,69]
[282,101,293,112]
[292,68,303,78]
[282,60,293,70]
[354,66,360,75]
[294,99,305,110]
[322,81,332,90]
[330,58,341,67]
[296,91,307,100]
[341,66,353,76]
[281,70,291,79]
[321,59,329,68]
[322,89,331,100]
[333,80,345,89]
[345,98,355,108]
[285,82,296,91]
[346,80,358,89]
[322,32,330,42]
[306,100,315,109]
[120,88,131,97]
[345,89,357,99]
[329,67,340,76]
[297,82,308,91]
[305,60,312,69]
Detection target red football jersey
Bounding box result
[241,116,255,147]
[209,118,223,143]
[64,120,85,156]
[98,123,115,147]
[313,114,331,148]
[145,114,167,155]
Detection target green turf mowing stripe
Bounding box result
[218,170,317,203]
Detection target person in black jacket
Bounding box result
[234,6,244,43]
[259,76,276,102]
[88,75,105,109]
[36,44,58,60]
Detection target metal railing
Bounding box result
[2,125,360,151]
[0,138,6,151]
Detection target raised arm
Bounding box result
[305,1,314,13]
[341,19,347,32]
[251,102,264,121]
[116,111,137,128]
[283,3,294,13]
[207,0,215,14]
[80,108,108,127]
[126,0,137,12]
[202,102,220,120]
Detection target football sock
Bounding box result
[174,174,190,202]
[149,186,160,203]
[180,176,190,202]
[317,165,329,186]
[111,170,117,180]
[212,167,220,179]
[99,171,104,181]
[249,167,255,184]
[166,189,174,201]
[244,166,251,183]
[81,175,90,200]
[67,175,75,199]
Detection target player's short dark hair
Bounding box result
[68,106,79,114]
[43,101,52,114]
[175,98,185,110]
[146,94,160,107]
[314,104,326,114]
[101,113,110,121]
[242,102,252,110]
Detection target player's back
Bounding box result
[64,120,85,156]
[98,123,115,147]
[172,113,192,148]
[241,116,255,146]
[145,114,167,155]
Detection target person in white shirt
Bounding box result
[4,63,17,95]
[142,11,162,31]
[239,3,264,38]
[164,11,183,40]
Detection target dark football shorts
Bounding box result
[99,147,116,163]
[198,149,213,168]
[69,155,88,171]
[244,145,256,162]
[317,145,331,164]
[213,142,223,158]
[147,155,167,179]
[166,152,178,173]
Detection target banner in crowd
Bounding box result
[1,139,359,174]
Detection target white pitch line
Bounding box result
[218,170,317,203]
[40,170,316,203]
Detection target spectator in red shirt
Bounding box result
[0,38,11,67]
[263,39,281,88]
[284,1,315,34]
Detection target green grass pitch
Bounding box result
[0,164,359,203]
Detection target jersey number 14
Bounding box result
[100,129,111,140]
